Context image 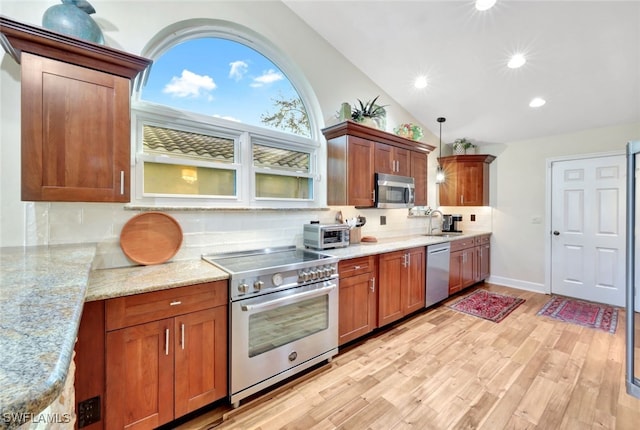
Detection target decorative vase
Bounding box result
[465,146,477,155]
[453,144,466,155]
[42,0,105,45]
[339,102,351,121]
[359,117,379,129]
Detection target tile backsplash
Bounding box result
[25,202,492,269]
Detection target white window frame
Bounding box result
[129,19,326,209]
[251,136,316,203]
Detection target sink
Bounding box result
[424,233,464,238]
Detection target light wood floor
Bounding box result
[177,284,640,430]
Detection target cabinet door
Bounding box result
[347,137,375,207]
[459,161,485,206]
[175,306,227,417]
[339,272,376,345]
[461,249,476,289]
[405,247,425,314]
[21,53,130,202]
[374,142,394,174]
[394,147,410,176]
[106,319,174,429]
[378,250,405,326]
[449,250,464,295]
[477,241,491,282]
[438,159,458,206]
[410,151,428,206]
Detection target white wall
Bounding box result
[483,121,640,292]
[0,0,438,263]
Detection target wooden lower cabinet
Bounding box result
[104,282,227,430]
[338,256,377,345]
[449,235,491,295]
[476,235,491,282]
[378,247,425,327]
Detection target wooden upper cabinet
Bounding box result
[323,121,434,207]
[410,151,428,206]
[0,17,151,202]
[374,142,410,176]
[438,154,496,206]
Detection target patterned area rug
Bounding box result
[537,296,619,334]
[448,289,525,323]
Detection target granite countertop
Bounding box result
[0,244,96,430]
[86,259,229,301]
[0,231,490,429]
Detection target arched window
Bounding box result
[131,19,323,208]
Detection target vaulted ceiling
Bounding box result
[284,0,640,145]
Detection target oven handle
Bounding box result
[240,283,336,312]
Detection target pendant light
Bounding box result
[435,117,446,184]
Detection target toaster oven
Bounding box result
[303,224,350,250]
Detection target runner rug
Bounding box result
[536,296,619,334]
[447,289,525,323]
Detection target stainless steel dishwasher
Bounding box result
[425,242,451,307]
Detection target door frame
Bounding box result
[544,150,625,297]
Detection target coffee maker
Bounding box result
[442,214,463,233]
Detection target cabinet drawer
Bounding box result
[339,255,376,278]
[477,234,491,245]
[106,281,228,331]
[450,238,475,252]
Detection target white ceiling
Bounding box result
[284,0,640,145]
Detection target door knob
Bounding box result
[553,230,560,236]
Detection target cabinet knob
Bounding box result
[553,230,560,236]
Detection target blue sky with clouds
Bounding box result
[142,37,302,129]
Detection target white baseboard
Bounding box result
[487,275,548,295]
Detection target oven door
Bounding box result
[230,280,338,402]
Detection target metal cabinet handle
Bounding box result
[181,323,185,350]
[354,265,361,270]
[120,171,125,195]
[170,301,182,306]
[165,328,170,356]
[370,278,376,292]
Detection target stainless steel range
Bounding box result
[202,246,339,407]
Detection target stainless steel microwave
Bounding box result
[374,172,415,208]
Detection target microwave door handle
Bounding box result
[241,283,337,312]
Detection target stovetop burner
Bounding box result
[202,246,334,275]
[202,246,339,300]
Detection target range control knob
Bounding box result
[254,280,264,291]
[272,273,284,286]
[298,271,305,283]
[238,282,249,293]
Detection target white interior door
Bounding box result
[550,155,626,307]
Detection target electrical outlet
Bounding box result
[470,214,476,222]
[380,215,386,225]
[78,396,101,428]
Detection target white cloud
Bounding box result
[250,69,284,87]
[163,69,216,97]
[229,61,248,81]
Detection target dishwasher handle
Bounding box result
[428,248,450,255]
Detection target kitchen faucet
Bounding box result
[428,209,443,234]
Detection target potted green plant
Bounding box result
[452,138,476,155]
[351,96,387,129]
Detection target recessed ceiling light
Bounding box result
[529,97,546,108]
[508,53,526,69]
[476,0,497,11]
[414,75,428,89]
